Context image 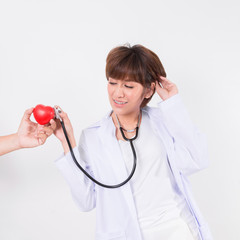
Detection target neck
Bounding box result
[112,110,141,130]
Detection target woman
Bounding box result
[52,44,213,240]
[0,108,53,156]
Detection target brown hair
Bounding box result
[105,44,166,108]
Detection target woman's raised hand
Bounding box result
[155,76,178,101]
[50,106,76,154]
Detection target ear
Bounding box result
[144,82,156,99]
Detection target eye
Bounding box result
[125,85,134,89]
[109,82,117,85]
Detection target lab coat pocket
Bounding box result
[96,230,126,240]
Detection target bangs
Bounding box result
[106,48,148,86]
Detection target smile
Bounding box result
[113,100,127,105]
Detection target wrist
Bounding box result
[13,133,22,150]
[61,136,76,154]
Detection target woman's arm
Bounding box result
[51,108,96,212]
[155,77,209,175]
[50,106,76,154]
[0,108,54,156]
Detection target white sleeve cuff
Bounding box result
[157,93,182,112]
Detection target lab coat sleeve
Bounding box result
[55,132,96,212]
[157,93,209,176]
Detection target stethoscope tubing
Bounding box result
[60,120,137,189]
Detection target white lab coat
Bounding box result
[55,94,213,240]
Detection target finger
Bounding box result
[53,106,72,132]
[159,79,174,90]
[159,75,167,80]
[157,76,166,87]
[49,119,57,131]
[38,123,54,136]
[155,81,165,93]
[159,76,171,81]
[59,111,70,123]
[54,105,62,110]
[54,105,62,115]
[36,125,44,135]
[54,105,69,121]
[158,76,168,83]
[159,76,175,86]
[155,80,163,89]
[41,126,54,136]
[38,133,47,145]
[23,107,34,121]
[38,125,44,130]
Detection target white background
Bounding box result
[0,0,239,239]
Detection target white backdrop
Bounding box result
[0,0,239,239]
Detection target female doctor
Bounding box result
[51,44,213,240]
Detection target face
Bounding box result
[107,77,153,117]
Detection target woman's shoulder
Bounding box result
[79,110,113,146]
[142,104,160,116]
[82,110,112,133]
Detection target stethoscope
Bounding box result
[55,107,141,189]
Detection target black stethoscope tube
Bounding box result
[60,120,138,189]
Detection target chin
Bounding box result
[111,106,127,115]
[114,108,136,118]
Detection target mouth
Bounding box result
[113,99,128,105]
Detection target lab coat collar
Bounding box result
[95,111,141,224]
[96,111,129,184]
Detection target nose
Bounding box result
[115,85,125,98]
